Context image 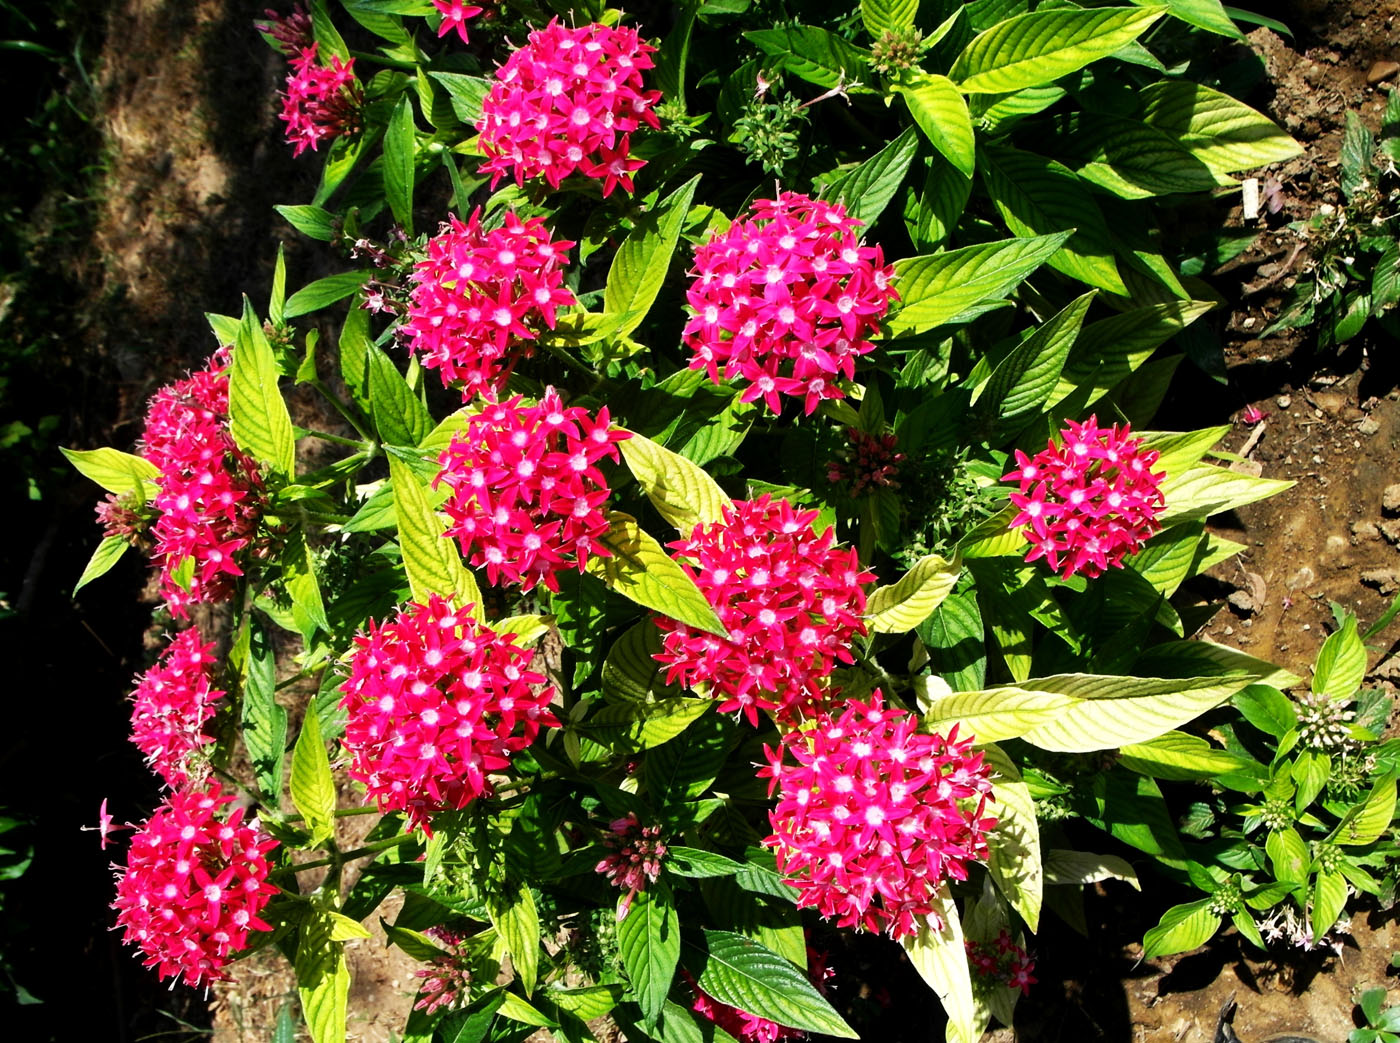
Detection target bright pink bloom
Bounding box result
[404,209,576,400]
[435,388,628,592]
[652,496,873,727]
[431,0,484,44]
[760,693,997,939]
[1240,403,1269,425]
[140,349,265,617]
[827,427,905,497]
[84,798,133,850]
[683,192,898,415]
[338,594,559,834]
[413,926,475,1015]
[476,20,661,196]
[595,813,667,920]
[111,782,278,988]
[128,628,225,788]
[1002,415,1166,580]
[279,43,363,157]
[966,930,1037,996]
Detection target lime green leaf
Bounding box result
[1265,827,1309,885]
[231,300,296,480]
[980,145,1126,294]
[905,151,972,251]
[383,94,416,235]
[586,512,726,636]
[1310,871,1348,940]
[275,204,337,242]
[496,992,556,1028]
[918,683,1075,742]
[819,125,919,227]
[308,0,348,59]
[888,232,1071,335]
[1140,81,1302,174]
[291,710,336,847]
[603,175,700,340]
[1142,897,1220,958]
[284,271,368,318]
[618,429,732,534]
[976,85,1067,134]
[367,344,432,447]
[1021,674,1252,752]
[295,912,349,1043]
[583,698,713,751]
[1137,0,1244,38]
[695,930,857,1038]
[1332,774,1398,847]
[1137,640,1302,691]
[1294,749,1330,809]
[270,244,287,326]
[743,26,872,92]
[617,881,679,1027]
[1117,731,1262,780]
[326,912,371,942]
[950,6,1167,94]
[74,536,129,594]
[866,553,961,633]
[862,0,919,39]
[667,847,746,878]
[1312,612,1365,700]
[899,896,977,1043]
[981,744,1043,932]
[1154,463,1294,528]
[283,527,330,638]
[428,72,491,124]
[545,984,625,1022]
[897,72,974,177]
[1042,849,1140,890]
[337,301,371,415]
[387,454,482,612]
[487,886,539,996]
[978,291,1094,429]
[60,446,158,499]
[1077,117,1225,199]
[382,922,450,961]
[495,614,549,646]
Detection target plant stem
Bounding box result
[310,377,374,442]
[276,833,417,875]
[283,806,382,823]
[301,428,365,449]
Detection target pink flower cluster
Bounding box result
[1003,415,1166,579]
[279,43,363,157]
[338,594,558,834]
[595,812,667,920]
[111,782,278,989]
[413,926,475,1015]
[140,349,265,617]
[435,389,628,592]
[652,497,873,727]
[128,628,225,789]
[432,0,484,44]
[966,930,1037,996]
[476,20,661,196]
[827,427,905,497]
[683,192,898,415]
[405,210,576,400]
[760,694,997,939]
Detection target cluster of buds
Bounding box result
[279,43,363,157]
[965,930,1037,996]
[255,4,313,55]
[1294,690,1358,752]
[95,489,152,544]
[826,427,905,497]
[413,926,476,1015]
[595,813,667,920]
[870,27,923,77]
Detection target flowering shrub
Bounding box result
[278,43,362,157]
[128,628,224,788]
[111,782,277,989]
[1003,416,1166,579]
[405,210,575,400]
[683,192,897,415]
[476,20,661,195]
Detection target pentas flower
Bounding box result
[140,349,266,617]
[111,782,278,989]
[338,594,558,834]
[413,926,475,1015]
[1002,415,1165,580]
[595,813,667,920]
[683,192,898,415]
[279,43,363,157]
[966,930,1037,996]
[432,0,484,45]
[476,20,661,196]
[435,388,628,592]
[652,496,873,727]
[255,4,313,55]
[826,427,905,497]
[760,693,997,939]
[404,210,575,400]
[128,628,225,788]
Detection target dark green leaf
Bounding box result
[285,271,369,319]
[692,931,856,1038]
[819,126,919,227]
[242,624,288,801]
[367,344,432,446]
[617,880,680,1027]
[743,26,872,91]
[275,204,337,242]
[383,93,416,235]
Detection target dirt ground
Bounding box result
[68,0,1400,1041]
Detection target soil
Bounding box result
[15,0,1400,1040]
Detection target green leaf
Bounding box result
[981,744,1043,932]
[428,71,491,124]
[1154,463,1294,528]
[899,896,977,1043]
[487,886,539,996]
[916,592,986,692]
[291,710,336,847]
[270,244,287,326]
[367,345,432,447]
[866,553,961,633]
[1233,684,1296,738]
[283,527,330,638]
[1140,81,1302,174]
[1373,243,1400,312]
[1333,774,1398,847]
[980,145,1126,294]
[275,204,337,242]
[383,93,416,236]
[888,232,1072,335]
[387,454,482,611]
[1136,641,1301,692]
[743,26,872,92]
[309,0,348,59]
[602,621,685,704]
[1265,827,1308,885]
[285,271,368,319]
[950,6,1167,94]
[618,429,732,534]
[819,125,919,226]
[862,0,919,39]
[60,446,158,499]
[897,72,975,177]
[603,175,700,341]
[645,710,732,803]
[666,847,746,878]
[617,881,680,1027]
[295,912,349,1043]
[1294,749,1331,809]
[694,931,856,1038]
[230,300,296,480]
[241,622,287,800]
[1137,0,1243,38]
[978,291,1093,429]
[583,698,713,752]
[1311,871,1348,939]
[904,152,972,251]
[1117,731,1261,780]
[74,536,129,594]
[1041,849,1140,890]
[1312,612,1366,700]
[497,991,555,1028]
[1077,117,1225,199]
[1142,897,1220,958]
[919,683,1074,742]
[586,512,726,636]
